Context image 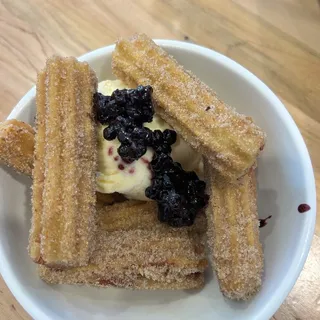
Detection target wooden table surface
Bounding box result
[0,0,319,319]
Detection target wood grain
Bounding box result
[0,0,319,319]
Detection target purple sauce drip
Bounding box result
[298,204,311,213]
[259,215,272,228]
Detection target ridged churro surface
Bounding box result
[98,200,207,233]
[0,119,34,175]
[39,200,207,289]
[204,162,263,299]
[112,33,266,180]
[29,56,97,268]
[38,265,204,290]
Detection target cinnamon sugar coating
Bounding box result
[204,161,263,300]
[39,201,207,290]
[38,265,204,290]
[112,33,266,181]
[0,119,34,175]
[29,56,98,268]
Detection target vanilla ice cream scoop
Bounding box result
[96,80,203,200]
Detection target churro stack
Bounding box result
[0,105,207,290]
[1,34,266,298]
[29,56,98,268]
[24,56,207,290]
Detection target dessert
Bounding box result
[204,162,263,300]
[112,33,266,180]
[29,56,98,267]
[38,201,207,290]
[94,85,208,227]
[0,119,34,175]
[97,80,203,201]
[1,34,266,298]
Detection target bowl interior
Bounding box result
[0,41,316,320]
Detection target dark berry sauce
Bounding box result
[94,86,208,227]
[146,153,208,227]
[95,86,154,163]
[259,215,272,228]
[298,204,311,213]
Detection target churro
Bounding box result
[39,201,207,289]
[204,161,263,299]
[29,56,97,268]
[96,201,208,282]
[112,33,266,180]
[0,119,34,175]
[98,200,207,233]
[38,265,204,290]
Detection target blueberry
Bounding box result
[163,129,177,145]
[103,126,117,140]
[152,130,163,145]
[117,130,131,145]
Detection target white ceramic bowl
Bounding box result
[0,40,316,320]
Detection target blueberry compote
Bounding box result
[94,85,208,227]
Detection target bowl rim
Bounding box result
[0,39,316,320]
